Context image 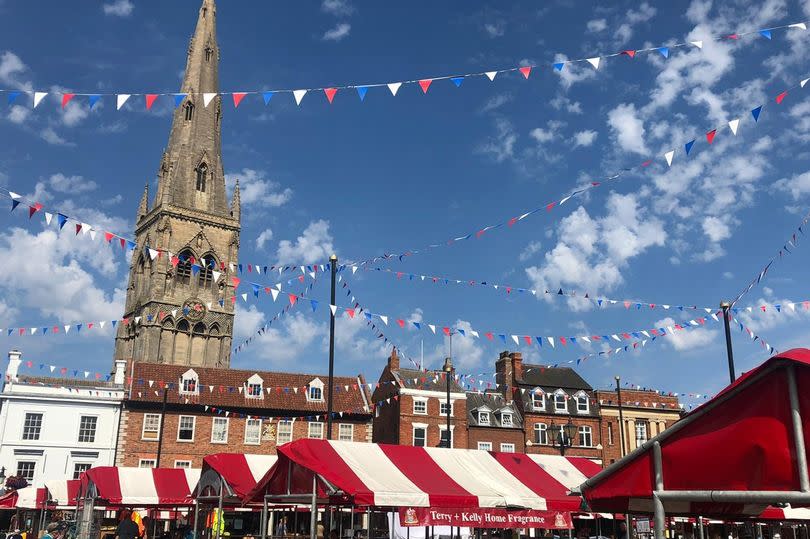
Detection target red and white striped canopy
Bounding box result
[0,487,46,509]
[82,467,201,506]
[759,505,810,521]
[246,439,600,511]
[45,479,81,508]
[201,454,277,499]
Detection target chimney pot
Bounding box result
[7,349,22,383]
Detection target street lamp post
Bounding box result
[616,376,626,457]
[549,419,577,456]
[442,357,453,448]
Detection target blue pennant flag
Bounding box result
[498,334,506,343]
[451,77,464,87]
[413,322,421,330]
[751,105,763,122]
[111,320,117,328]
[553,62,565,71]
[684,139,696,155]
[536,337,542,347]
[759,29,772,39]
[310,300,318,312]
[76,324,82,332]
[191,264,201,276]
[42,328,48,335]
[597,299,603,306]
[88,95,102,109]
[8,92,21,105]
[7,329,12,336]
[262,91,274,105]
[457,329,465,337]
[356,86,368,101]
[174,94,187,107]
[252,283,260,297]
[11,200,20,212]
[219,299,224,307]
[658,47,669,58]
[126,240,136,250]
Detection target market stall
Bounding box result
[44,479,81,509]
[0,487,46,510]
[244,439,604,539]
[577,348,810,539]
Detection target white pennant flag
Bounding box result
[50,365,56,372]
[789,22,807,30]
[99,321,106,329]
[30,328,37,335]
[270,289,279,301]
[511,335,519,345]
[586,57,601,69]
[148,380,154,387]
[9,192,20,200]
[134,316,141,324]
[690,40,703,49]
[81,223,91,235]
[330,305,337,316]
[581,336,591,343]
[485,71,497,81]
[428,324,436,334]
[548,337,555,348]
[212,270,221,281]
[380,315,388,326]
[148,248,159,260]
[664,150,675,167]
[293,89,307,105]
[802,78,809,88]
[254,263,262,274]
[203,93,217,107]
[206,302,212,309]
[387,82,402,96]
[352,266,359,274]
[90,230,97,240]
[171,309,178,317]
[470,330,479,338]
[241,293,248,302]
[728,118,740,135]
[45,212,53,225]
[117,94,131,110]
[34,92,48,108]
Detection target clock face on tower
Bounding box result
[183,298,207,321]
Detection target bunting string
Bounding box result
[4,22,805,111]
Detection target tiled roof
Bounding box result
[128,362,371,415]
[518,364,592,391]
[16,375,120,389]
[392,368,465,393]
[466,392,523,428]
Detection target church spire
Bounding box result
[137,183,149,220]
[153,0,229,217]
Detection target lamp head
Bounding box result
[443,356,453,373]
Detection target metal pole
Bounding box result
[446,370,451,448]
[261,498,267,539]
[721,301,736,384]
[787,365,810,492]
[653,442,665,539]
[193,502,200,539]
[310,475,318,539]
[327,254,338,440]
[216,480,224,539]
[155,387,169,467]
[616,377,626,458]
[698,517,704,539]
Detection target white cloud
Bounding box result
[276,220,335,265]
[518,240,543,262]
[607,103,648,155]
[701,215,731,243]
[655,317,718,351]
[225,168,292,207]
[0,51,30,90]
[480,94,512,114]
[321,0,354,16]
[529,127,554,143]
[7,105,29,124]
[252,312,325,363]
[256,228,274,251]
[552,53,596,89]
[586,19,607,32]
[479,118,517,163]
[233,304,266,341]
[40,128,73,147]
[102,0,134,17]
[550,94,583,114]
[613,2,656,44]
[774,170,810,200]
[428,320,485,370]
[322,23,351,42]
[49,173,98,194]
[573,130,598,148]
[483,21,506,38]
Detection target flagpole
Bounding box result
[326,254,338,440]
[720,301,736,384]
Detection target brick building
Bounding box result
[466,391,525,453]
[595,388,682,465]
[372,350,468,448]
[116,362,372,468]
[495,351,603,458]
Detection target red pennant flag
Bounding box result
[485,332,494,341]
[145,94,159,110]
[624,301,631,309]
[247,264,253,272]
[346,308,355,318]
[28,203,42,219]
[442,327,451,336]
[298,275,305,283]
[508,217,518,227]
[232,92,247,108]
[776,91,788,104]
[231,277,241,288]
[706,129,717,144]
[75,223,82,235]
[622,50,636,58]
[519,66,532,79]
[546,202,557,211]
[87,322,94,330]
[641,159,652,167]
[324,88,337,104]
[523,335,532,345]
[171,256,179,267]
[397,319,405,328]
[104,232,114,243]
[418,79,433,93]
[61,94,75,108]
[288,294,297,306]
[159,311,166,321]
[726,34,739,39]
[119,238,126,249]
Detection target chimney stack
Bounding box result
[113,359,127,385]
[495,351,513,401]
[7,349,22,383]
[388,348,400,371]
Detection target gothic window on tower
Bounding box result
[205,47,213,62]
[176,250,194,286]
[199,253,217,289]
[196,163,207,193]
[184,101,194,121]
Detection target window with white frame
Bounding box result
[439,426,453,447]
[531,391,545,411]
[16,461,35,480]
[245,374,264,399]
[277,420,293,444]
[534,423,548,445]
[177,415,196,441]
[211,417,229,443]
[478,411,490,425]
[579,426,593,447]
[139,459,156,468]
[440,401,453,416]
[245,419,262,445]
[72,463,91,479]
[501,412,513,427]
[22,412,43,440]
[554,391,568,412]
[477,441,493,451]
[78,416,97,443]
[307,378,325,402]
[174,461,192,469]
[142,413,161,440]
[179,369,199,395]
[576,392,590,414]
[636,422,648,445]
[412,398,427,415]
[308,422,324,439]
[338,423,354,441]
[413,426,427,447]
[500,443,516,453]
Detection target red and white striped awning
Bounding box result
[246,439,600,511]
[758,505,810,521]
[82,467,201,506]
[45,479,81,508]
[201,454,277,499]
[0,487,46,509]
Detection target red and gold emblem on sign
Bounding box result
[403,508,418,525]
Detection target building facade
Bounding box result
[0,351,125,487]
[595,388,683,465]
[466,391,525,453]
[372,350,468,449]
[114,0,241,368]
[116,362,373,468]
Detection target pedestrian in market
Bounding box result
[117,510,141,539]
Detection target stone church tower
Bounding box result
[114,0,240,367]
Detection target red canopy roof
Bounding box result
[200,454,277,499]
[81,467,200,506]
[45,479,81,508]
[245,439,600,512]
[0,487,46,509]
[579,349,810,517]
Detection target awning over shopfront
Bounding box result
[578,348,810,520]
[81,467,201,506]
[45,479,80,508]
[0,487,46,509]
[245,439,600,513]
[197,453,277,502]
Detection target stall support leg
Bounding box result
[216,480,224,539]
[366,508,372,539]
[193,502,200,539]
[698,518,704,539]
[310,476,318,539]
[261,498,268,539]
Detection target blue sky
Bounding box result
[0,0,809,406]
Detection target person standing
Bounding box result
[116,510,140,539]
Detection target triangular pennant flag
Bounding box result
[802,78,809,88]
[658,47,669,58]
[324,88,337,104]
[485,71,497,81]
[145,94,159,110]
[418,79,433,93]
[7,91,20,105]
[751,105,763,122]
[173,94,187,107]
[789,23,807,30]
[664,150,674,167]
[116,94,131,110]
[685,139,695,155]
[586,57,601,69]
[759,29,772,39]
[28,203,42,218]
[232,92,247,108]
[690,40,703,49]
[330,304,337,316]
[262,91,274,105]
[288,294,297,306]
[56,213,67,229]
[34,92,48,108]
[553,62,565,71]
[622,50,636,58]
[451,77,464,87]
[706,129,717,144]
[87,94,102,109]
[519,66,531,79]
[293,89,307,105]
[728,118,739,135]
[203,93,217,107]
[776,91,788,104]
[45,212,53,225]
[387,82,402,96]
[356,86,368,101]
[61,93,75,108]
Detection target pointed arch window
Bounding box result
[205,47,213,62]
[199,253,217,288]
[196,163,207,193]
[176,249,194,286]
[184,101,194,121]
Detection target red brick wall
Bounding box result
[467,426,525,453]
[370,365,400,445]
[523,414,603,459]
[395,394,468,448]
[118,408,371,467]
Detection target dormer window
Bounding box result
[196,163,207,193]
[501,412,513,427]
[531,390,545,411]
[307,378,325,402]
[245,374,263,399]
[478,411,490,425]
[575,391,590,414]
[179,369,199,395]
[554,390,568,413]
